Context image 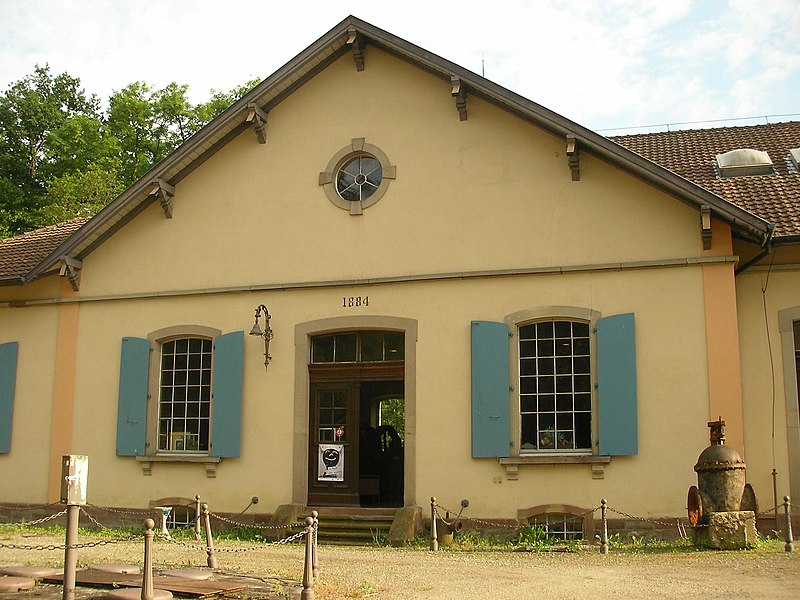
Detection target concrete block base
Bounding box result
[388,505,421,546]
[694,511,757,549]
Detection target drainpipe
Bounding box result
[735,224,775,276]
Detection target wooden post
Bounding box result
[600,499,609,555]
[194,495,201,541]
[311,510,319,578]
[202,503,218,568]
[142,519,155,600]
[301,517,315,600]
[785,496,794,553]
[62,504,80,600]
[430,497,438,552]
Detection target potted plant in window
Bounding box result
[539,427,555,449]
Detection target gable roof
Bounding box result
[8,15,774,285]
[612,121,800,241]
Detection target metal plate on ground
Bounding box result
[43,570,246,597]
[0,565,62,578]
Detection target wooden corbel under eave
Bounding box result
[149,178,176,219]
[346,27,365,71]
[566,135,580,181]
[450,76,467,121]
[245,103,268,144]
[700,205,712,250]
[58,256,83,291]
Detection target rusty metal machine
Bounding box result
[687,418,757,548]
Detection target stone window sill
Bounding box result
[499,455,611,480]
[136,455,221,478]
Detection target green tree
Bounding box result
[0,64,98,233]
[193,78,261,124]
[1,69,261,237]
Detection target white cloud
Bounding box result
[0,0,797,130]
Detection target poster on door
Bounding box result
[318,444,345,482]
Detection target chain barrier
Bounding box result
[209,511,303,531]
[605,505,695,529]
[156,528,308,553]
[0,533,140,551]
[15,508,69,526]
[433,503,518,530]
[78,507,108,530]
[434,501,600,531]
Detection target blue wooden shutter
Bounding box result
[597,313,638,456]
[211,331,244,458]
[0,342,19,453]
[471,321,510,458]
[116,337,150,456]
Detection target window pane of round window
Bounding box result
[336,155,383,202]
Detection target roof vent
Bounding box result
[789,148,800,172]
[715,148,773,178]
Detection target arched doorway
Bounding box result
[304,329,406,507]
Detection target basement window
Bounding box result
[529,513,584,541]
[715,148,774,178]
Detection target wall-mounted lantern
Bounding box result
[249,304,274,369]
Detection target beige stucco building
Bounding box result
[1,16,798,539]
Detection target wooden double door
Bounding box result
[308,364,404,507]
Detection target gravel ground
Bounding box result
[2,529,800,599]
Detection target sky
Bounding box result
[0,0,798,135]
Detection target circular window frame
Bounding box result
[319,138,396,215]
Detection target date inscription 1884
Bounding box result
[342,296,369,308]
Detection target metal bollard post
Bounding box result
[61,455,88,600]
[301,517,315,600]
[194,495,202,541]
[311,510,319,578]
[202,503,218,568]
[62,504,80,600]
[785,496,794,553]
[600,499,609,555]
[430,497,438,552]
[142,518,155,600]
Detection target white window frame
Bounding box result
[505,306,600,458]
[146,325,221,456]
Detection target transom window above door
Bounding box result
[311,331,404,363]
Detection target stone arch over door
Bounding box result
[293,315,418,506]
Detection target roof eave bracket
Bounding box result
[347,27,366,71]
[59,256,83,291]
[150,178,176,219]
[566,135,580,181]
[245,103,269,144]
[450,76,467,121]
[700,205,712,250]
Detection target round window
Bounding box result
[319,138,396,215]
[337,155,383,202]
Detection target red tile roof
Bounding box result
[0,218,88,282]
[612,121,800,239]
